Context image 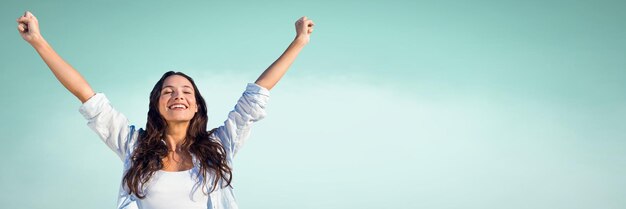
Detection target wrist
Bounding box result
[28,35,47,48]
[293,36,309,46]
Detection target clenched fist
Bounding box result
[295,16,315,44]
[17,11,43,45]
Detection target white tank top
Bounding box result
[137,168,209,209]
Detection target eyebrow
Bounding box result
[161,85,193,90]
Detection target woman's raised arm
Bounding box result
[254,16,315,90]
[17,11,95,103]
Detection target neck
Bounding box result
[164,121,190,152]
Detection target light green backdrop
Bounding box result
[1,0,625,208]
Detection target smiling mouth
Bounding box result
[168,104,188,110]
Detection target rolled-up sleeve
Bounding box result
[79,93,136,161]
[212,83,270,160]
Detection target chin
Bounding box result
[162,115,193,123]
[167,117,193,122]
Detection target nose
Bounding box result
[172,91,185,101]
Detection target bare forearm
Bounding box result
[255,16,315,90]
[18,11,94,103]
[255,38,307,90]
[32,39,94,103]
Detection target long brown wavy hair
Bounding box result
[123,71,232,198]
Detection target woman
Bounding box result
[16,11,314,209]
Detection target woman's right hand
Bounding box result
[16,10,95,103]
[17,11,43,45]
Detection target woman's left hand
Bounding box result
[295,16,314,45]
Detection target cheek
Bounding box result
[189,97,198,112]
[158,97,169,111]
[190,102,198,112]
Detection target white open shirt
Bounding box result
[79,83,270,209]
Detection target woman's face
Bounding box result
[158,75,199,123]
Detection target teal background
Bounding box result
[1,0,625,208]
